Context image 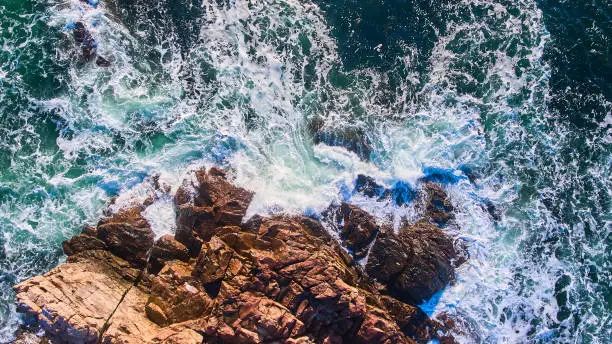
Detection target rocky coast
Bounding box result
[12,168,463,344]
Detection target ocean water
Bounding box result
[0,0,610,342]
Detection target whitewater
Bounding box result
[0,0,609,342]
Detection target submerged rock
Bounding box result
[71,21,110,66]
[72,22,97,61]
[14,168,459,343]
[95,56,111,67]
[309,117,372,160]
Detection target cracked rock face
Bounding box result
[13,168,459,344]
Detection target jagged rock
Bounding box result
[14,171,458,344]
[204,215,414,343]
[175,204,215,256]
[194,168,253,226]
[145,302,168,326]
[97,207,155,268]
[224,292,307,342]
[340,203,380,259]
[148,234,190,274]
[62,234,107,256]
[175,168,252,256]
[366,221,456,303]
[149,260,212,324]
[379,296,455,343]
[192,235,234,285]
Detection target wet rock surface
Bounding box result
[96,207,155,268]
[14,168,460,344]
[340,202,380,259]
[70,20,110,66]
[420,182,455,226]
[366,222,457,304]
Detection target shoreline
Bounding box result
[12,167,464,343]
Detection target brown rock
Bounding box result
[97,207,155,268]
[148,234,190,274]
[150,261,212,323]
[81,225,97,236]
[100,285,161,344]
[366,221,456,303]
[340,203,379,259]
[194,168,253,226]
[192,236,233,285]
[175,204,214,256]
[62,234,107,256]
[145,302,168,326]
[149,323,203,344]
[174,168,253,257]
[13,251,136,344]
[353,305,416,344]
[14,172,457,344]
[213,216,410,343]
[225,292,306,342]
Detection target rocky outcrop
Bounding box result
[14,250,142,344]
[14,168,459,344]
[175,168,253,256]
[421,182,455,226]
[96,206,155,268]
[366,222,456,304]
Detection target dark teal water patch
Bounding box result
[311,0,448,72]
[533,0,612,338]
[538,0,611,128]
[105,0,203,57]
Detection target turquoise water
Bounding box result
[0,0,609,342]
